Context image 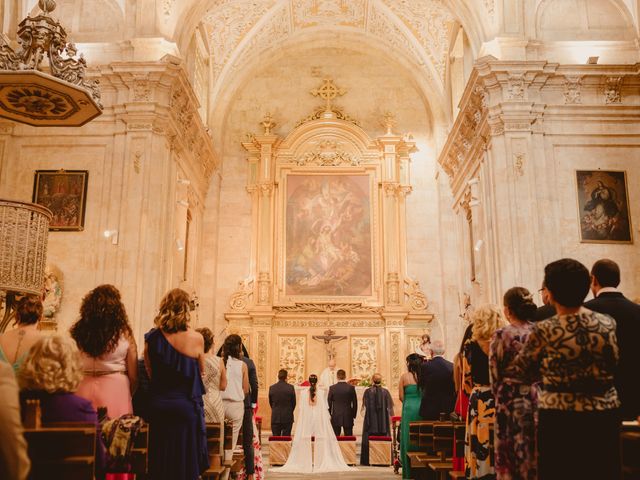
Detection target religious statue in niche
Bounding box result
[285,174,372,296]
[41,265,63,329]
[576,170,632,243]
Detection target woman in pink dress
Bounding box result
[71,284,138,419]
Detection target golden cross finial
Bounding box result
[311,78,346,113]
[383,111,396,135]
[260,112,276,135]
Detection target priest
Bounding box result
[360,373,394,465]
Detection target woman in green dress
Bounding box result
[399,353,424,479]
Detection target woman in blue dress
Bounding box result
[144,288,208,480]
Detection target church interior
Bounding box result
[0,0,639,479]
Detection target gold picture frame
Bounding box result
[32,170,89,231]
[576,170,633,243]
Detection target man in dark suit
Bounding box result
[534,281,556,321]
[269,369,296,436]
[240,339,258,478]
[584,259,640,420]
[327,369,357,436]
[419,340,456,420]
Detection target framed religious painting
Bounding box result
[32,170,89,231]
[576,170,633,243]
[283,173,375,298]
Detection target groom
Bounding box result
[327,369,357,436]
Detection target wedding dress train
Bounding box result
[274,388,355,473]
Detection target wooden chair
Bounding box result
[24,426,96,480]
[621,422,640,480]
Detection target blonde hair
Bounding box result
[18,335,83,393]
[471,303,506,342]
[154,288,191,333]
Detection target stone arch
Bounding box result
[536,0,636,41]
[209,29,446,155]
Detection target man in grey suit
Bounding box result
[327,369,357,436]
[268,369,296,436]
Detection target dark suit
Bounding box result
[269,380,296,436]
[585,291,640,419]
[534,303,556,322]
[328,381,357,436]
[241,356,258,475]
[419,356,456,420]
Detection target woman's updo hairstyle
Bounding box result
[503,287,537,321]
[15,295,43,326]
[309,374,318,402]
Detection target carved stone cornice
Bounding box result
[97,56,218,194]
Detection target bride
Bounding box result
[274,374,354,473]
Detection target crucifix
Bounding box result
[312,328,347,361]
[310,78,346,114]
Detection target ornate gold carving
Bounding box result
[407,335,424,355]
[507,74,525,100]
[257,272,271,305]
[132,78,151,102]
[404,279,428,311]
[381,0,455,82]
[563,76,582,104]
[311,78,346,113]
[229,279,254,311]
[294,139,360,166]
[390,331,401,391]
[386,273,400,305]
[351,337,378,381]
[257,331,267,389]
[279,336,306,385]
[271,318,385,328]
[261,112,276,135]
[133,151,142,174]
[382,112,396,135]
[295,105,360,127]
[292,0,366,29]
[274,303,383,314]
[513,152,525,177]
[604,77,622,104]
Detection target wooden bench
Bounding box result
[337,436,357,465]
[24,426,97,480]
[369,435,392,466]
[268,436,292,466]
[622,422,640,480]
[202,423,226,480]
[428,422,455,480]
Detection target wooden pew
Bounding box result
[24,426,96,480]
[407,421,438,478]
[621,422,640,480]
[427,422,456,480]
[202,423,226,480]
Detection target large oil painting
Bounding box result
[32,170,88,231]
[576,170,632,243]
[285,174,372,296]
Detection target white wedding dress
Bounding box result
[274,387,355,473]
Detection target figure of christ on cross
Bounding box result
[313,329,347,389]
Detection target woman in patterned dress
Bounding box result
[464,304,506,480]
[197,327,227,424]
[452,323,473,472]
[489,287,537,480]
[512,259,620,480]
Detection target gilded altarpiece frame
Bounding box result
[229,99,433,426]
[277,171,379,303]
